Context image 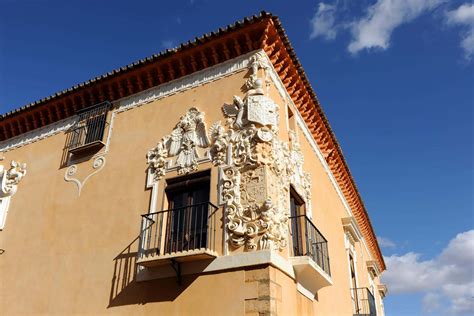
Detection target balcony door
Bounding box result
[165,172,210,253]
[290,187,305,256]
[350,254,360,313]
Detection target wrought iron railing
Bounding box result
[351,287,377,316]
[68,101,110,151]
[139,202,218,259]
[289,215,331,276]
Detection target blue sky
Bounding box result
[1,0,473,315]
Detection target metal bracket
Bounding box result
[170,259,182,285]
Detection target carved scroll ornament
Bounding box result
[208,52,297,252]
[0,160,27,198]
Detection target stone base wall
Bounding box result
[244,266,283,316]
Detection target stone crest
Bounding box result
[147,107,210,180]
[247,95,278,127]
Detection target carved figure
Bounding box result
[209,122,227,166]
[147,107,210,179]
[0,160,27,198]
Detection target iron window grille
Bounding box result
[68,101,110,154]
[139,202,218,259]
[289,214,331,276]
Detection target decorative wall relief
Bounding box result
[64,155,106,196]
[288,130,312,212]
[142,51,314,253]
[147,107,210,181]
[210,52,295,252]
[0,160,27,229]
[0,160,27,198]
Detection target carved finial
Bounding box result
[246,51,271,96]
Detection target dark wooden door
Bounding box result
[165,173,210,253]
[290,187,305,256]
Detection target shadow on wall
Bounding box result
[108,236,197,308]
[59,128,103,169]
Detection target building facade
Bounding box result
[0,13,387,316]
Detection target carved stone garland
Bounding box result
[0,160,27,198]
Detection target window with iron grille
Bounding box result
[164,172,211,253]
[67,101,110,154]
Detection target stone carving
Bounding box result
[64,155,106,196]
[246,51,271,96]
[147,107,210,180]
[209,122,228,166]
[247,95,278,127]
[209,52,295,252]
[288,130,312,209]
[0,160,27,198]
[146,142,168,180]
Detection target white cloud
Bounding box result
[383,230,474,315]
[310,2,338,40]
[377,236,396,248]
[348,0,446,54]
[445,3,474,60]
[422,292,442,314]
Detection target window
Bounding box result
[290,187,306,256]
[349,254,360,313]
[290,186,305,218]
[164,171,210,253]
[67,101,110,155]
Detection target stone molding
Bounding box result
[117,51,255,113]
[0,118,76,152]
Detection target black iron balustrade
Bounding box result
[351,287,377,316]
[139,202,218,259]
[289,214,331,276]
[68,101,110,152]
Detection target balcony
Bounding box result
[289,215,332,295]
[137,202,218,267]
[351,287,377,316]
[67,102,110,155]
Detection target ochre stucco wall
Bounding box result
[0,66,384,315]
